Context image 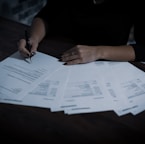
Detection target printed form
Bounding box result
[1,51,145,116]
[0,51,62,102]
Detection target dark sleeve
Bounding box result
[34,0,71,36]
[130,2,145,61]
[34,0,57,34]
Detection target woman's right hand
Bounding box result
[18,37,39,58]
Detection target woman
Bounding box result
[18,0,145,65]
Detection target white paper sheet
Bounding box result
[57,61,115,114]
[105,62,145,116]
[0,51,62,102]
[1,51,145,116]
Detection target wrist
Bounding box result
[96,46,107,60]
[30,35,40,44]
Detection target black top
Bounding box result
[35,0,145,61]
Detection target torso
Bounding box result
[46,0,134,45]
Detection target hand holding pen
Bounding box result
[25,30,35,62]
[18,30,38,62]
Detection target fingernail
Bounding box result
[31,52,36,57]
[31,52,36,55]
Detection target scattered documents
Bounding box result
[1,51,145,116]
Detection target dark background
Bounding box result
[0,0,135,43]
[0,0,46,25]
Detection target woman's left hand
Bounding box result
[61,45,101,65]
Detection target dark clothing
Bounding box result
[35,0,145,61]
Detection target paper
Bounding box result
[1,51,145,116]
[22,66,70,109]
[58,61,115,114]
[0,51,62,101]
[104,62,145,116]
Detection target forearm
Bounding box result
[99,45,135,61]
[30,17,46,43]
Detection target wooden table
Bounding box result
[0,16,145,144]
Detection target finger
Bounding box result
[28,39,38,57]
[61,53,78,62]
[64,58,81,65]
[18,39,30,57]
[62,51,73,57]
[61,49,77,59]
[62,46,77,56]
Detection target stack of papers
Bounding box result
[1,51,145,116]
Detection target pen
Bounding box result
[25,30,32,62]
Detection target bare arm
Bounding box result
[61,44,136,65]
[30,17,46,43]
[99,45,135,61]
[18,17,47,57]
